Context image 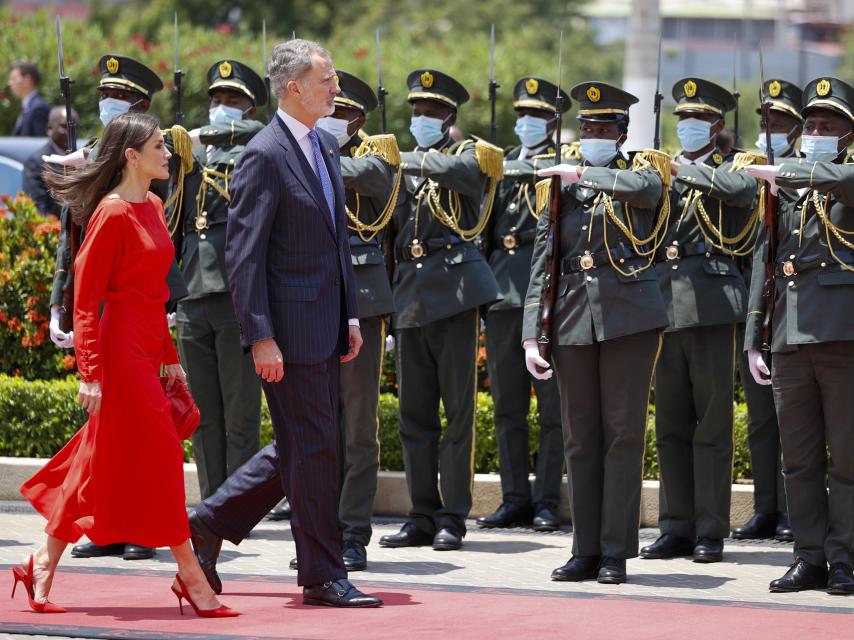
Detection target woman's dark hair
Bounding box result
[44,112,161,226]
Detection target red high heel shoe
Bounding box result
[170,573,239,618]
[10,555,66,614]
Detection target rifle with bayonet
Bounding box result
[376,29,395,286]
[732,49,741,149]
[55,16,80,334]
[653,35,663,151]
[758,46,777,380]
[536,31,565,370]
[488,24,499,145]
[263,20,273,123]
[173,13,184,125]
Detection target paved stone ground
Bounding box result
[1,500,852,638]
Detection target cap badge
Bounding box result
[586,85,601,103]
[219,61,233,78]
[684,80,697,98]
[106,57,120,75]
[769,80,782,98]
[421,71,434,89]
[712,152,724,165]
[616,158,627,169]
[817,79,831,97]
[525,78,539,95]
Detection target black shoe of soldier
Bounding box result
[476,503,533,529]
[769,560,828,592]
[731,513,777,540]
[551,555,600,582]
[639,534,694,559]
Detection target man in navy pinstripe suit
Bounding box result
[225,39,382,608]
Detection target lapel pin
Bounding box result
[328,148,334,157]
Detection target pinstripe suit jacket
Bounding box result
[225,115,359,364]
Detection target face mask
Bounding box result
[756,132,795,159]
[410,114,448,148]
[99,97,133,127]
[209,104,245,125]
[316,116,357,147]
[676,118,713,153]
[580,138,619,167]
[800,134,842,163]
[514,115,550,148]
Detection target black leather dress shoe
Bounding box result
[769,560,828,592]
[598,557,627,584]
[639,534,694,559]
[289,557,298,570]
[70,542,126,558]
[551,555,600,582]
[122,544,155,560]
[532,505,560,532]
[827,563,854,595]
[267,499,292,521]
[343,540,368,571]
[189,510,223,594]
[693,537,723,563]
[303,578,382,607]
[476,503,533,528]
[731,513,777,540]
[433,527,463,551]
[775,513,794,543]
[379,523,433,548]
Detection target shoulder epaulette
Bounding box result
[729,150,768,172]
[632,148,673,188]
[356,133,401,167]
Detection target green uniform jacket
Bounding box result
[522,155,669,345]
[339,134,396,319]
[172,120,265,301]
[656,149,755,330]
[392,138,501,328]
[745,160,854,353]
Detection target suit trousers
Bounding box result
[396,308,479,537]
[655,324,736,539]
[338,315,384,544]
[772,341,854,567]
[177,293,261,499]
[553,330,660,559]
[736,324,786,515]
[485,308,563,509]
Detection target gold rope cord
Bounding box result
[162,125,194,237]
[812,189,854,271]
[345,134,403,241]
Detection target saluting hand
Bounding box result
[341,325,363,363]
[252,338,285,383]
[77,380,102,415]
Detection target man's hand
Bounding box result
[252,338,284,382]
[523,339,553,380]
[49,305,74,349]
[42,147,88,168]
[744,164,781,195]
[341,325,363,363]
[78,380,102,415]
[747,348,772,385]
[164,363,187,391]
[538,163,584,184]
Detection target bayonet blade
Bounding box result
[655,35,662,96]
[489,24,495,83]
[55,16,64,78]
[376,28,383,87]
[262,20,268,74]
[174,12,179,71]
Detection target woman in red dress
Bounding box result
[14,113,238,617]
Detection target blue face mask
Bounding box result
[209,104,245,125]
[756,131,796,159]
[676,118,713,153]
[800,134,842,163]
[514,115,550,148]
[99,97,133,127]
[580,138,619,167]
[410,114,448,148]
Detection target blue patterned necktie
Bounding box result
[308,129,336,229]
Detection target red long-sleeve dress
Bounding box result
[20,192,190,548]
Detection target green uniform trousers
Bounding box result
[772,341,854,567]
[736,324,786,515]
[485,308,563,509]
[396,308,479,537]
[553,329,660,559]
[177,292,261,499]
[655,324,736,539]
[338,315,384,545]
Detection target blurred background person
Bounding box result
[22,106,78,216]
[8,61,51,137]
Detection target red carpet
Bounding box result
[1,568,852,639]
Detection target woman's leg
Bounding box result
[27,535,67,602]
[171,539,223,610]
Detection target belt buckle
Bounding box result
[409,240,425,259]
[665,245,679,261]
[579,251,595,270]
[782,260,796,277]
[502,234,518,250]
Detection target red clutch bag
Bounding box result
[159,376,201,440]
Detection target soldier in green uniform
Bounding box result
[523,82,669,583]
[317,70,399,568]
[46,54,184,562]
[476,77,568,532]
[732,79,802,543]
[743,77,854,594]
[378,69,502,551]
[641,78,756,564]
[171,60,267,500]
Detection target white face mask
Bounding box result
[580,138,619,166]
[410,114,449,148]
[316,115,358,147]
[209,104,245,125]
[99,97,133,127]
[676,117,714,153]
[800,134,845,163]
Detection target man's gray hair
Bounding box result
[268,39,331,99]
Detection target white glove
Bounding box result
[385,334,395,353]
[747,348,772,386]
[188,128,202,145]
[42,147,87,168]
[166,312,176,328]
[523,340,553,380]
[49,305,74,349]
[538,163,582,184]
[744,164,781,196]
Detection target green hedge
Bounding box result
[1,374,752,481]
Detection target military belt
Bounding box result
[656,241,720,262]
[776,251,854,277]
[395,236,463,262]
[499,228,537,251]
[560,246,636,275]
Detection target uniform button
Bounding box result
[586,276,592,282]
[200,234,206,239]
[446,244,452,249]
[508,203,517,212]
[821,262,827,268]
[582,225,588,231]
[416,263,423,269]
[787,281,794,287]
[672,264,678,270]
[789,254,796,260]
[793,229,800,235]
